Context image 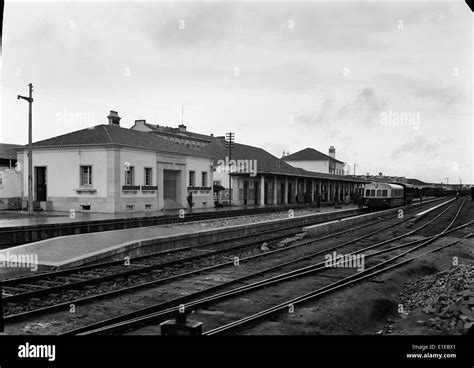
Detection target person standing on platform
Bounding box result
[187,192,194,211]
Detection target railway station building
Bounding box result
[129,119,367,206]
[16,112,216,213]
[15,111,367,213]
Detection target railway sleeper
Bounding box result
[2,286,29,294]
[55,276,91,283]
[38,280,68,286]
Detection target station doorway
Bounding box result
[163,170,178,201]
[35,167,47,201]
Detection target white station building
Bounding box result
[16,111,215,213]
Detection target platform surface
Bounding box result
[0,205,358,272]
[0,204,256,228]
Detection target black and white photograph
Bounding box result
[0,0,473,365]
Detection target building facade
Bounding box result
[16,112,215,213]
[282,146,345,175]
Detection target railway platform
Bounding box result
[0,204,276,228]
[0,202,359,247]
[0,205,361,273]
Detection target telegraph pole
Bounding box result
[0,282,3,332]
[225,132,235,208]
[18,83,34,215]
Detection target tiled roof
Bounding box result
[0,143,22,160]
[199,138,363,182]
[283,147,344,164]
[21,125,214,158]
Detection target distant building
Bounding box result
[282,146,345,175]
[348,172,408,184]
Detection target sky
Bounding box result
[1,0,472,184]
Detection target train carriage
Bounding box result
[363,182,407,209]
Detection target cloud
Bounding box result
[295,88,388,129]
[390,136,452,160]
[376,73,467,110]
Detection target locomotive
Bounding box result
[363,182,415,209]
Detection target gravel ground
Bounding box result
[398,264,474,334]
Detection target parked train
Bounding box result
[363,182,416,209]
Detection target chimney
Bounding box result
[131,119,147,131]
[107,110,121,126]
[329,146,336,159]
[178,124,187,132]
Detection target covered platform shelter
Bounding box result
[204,138,368,207]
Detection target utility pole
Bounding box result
[18,83,34,215]
[0,281,4,332]
[225,132,235,208]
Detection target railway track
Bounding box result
[54,198,469,335]
[1,200,444,324]
[2,207,372,319]
[205,201,471,335]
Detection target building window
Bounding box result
[125,166,135,186]
[213,180,221,186]
[0,172,3,185]
[144,168,152,186]
[80,166,92,186]
[189,171,195,187]
[202,172,208,187]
